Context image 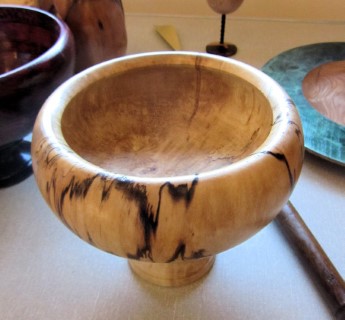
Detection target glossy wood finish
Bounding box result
[32,52,304,286]
[39,0,127,72]
[302,61,345,126]
[0,5,75,187]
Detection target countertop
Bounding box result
[1,14,345,320]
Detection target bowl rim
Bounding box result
[36,51,300,184]
[0,5,71,80]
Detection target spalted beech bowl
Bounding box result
[32,52,304,286]
[0,5,75,187]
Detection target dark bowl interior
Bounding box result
[0,6,74,146]
[0,6,75,187]
[0,10,58,75]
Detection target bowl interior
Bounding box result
[61,63,273,177]
[0,7,60,75]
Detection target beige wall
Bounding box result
[124,0,345,21]
[1,0,343,21]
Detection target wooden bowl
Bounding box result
[0,5,75,187]
[32,52,304,286]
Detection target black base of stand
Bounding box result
[206,13,238,58]
[206,42,237,57]
[0,140,33,188]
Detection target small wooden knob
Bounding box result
[207,0,244,14]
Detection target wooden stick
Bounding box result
[220,14,226,44]
[276,202,345,319]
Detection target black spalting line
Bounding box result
[287,120,304,184]
[58,175,98,214]
[36,137,72,170]
[100,175,117,202]
[166,242,186,263]
[54,171,200,262]
[286,98,296,108]
[162,178,199,206]
[165,242,208,262]
[56,174,99,238]
[272,98,301,130]
[265,100,303,190]
[46,167,57,195]
[42,142,62,168]
[68,175,99,200]
[37,137,99,232]
[124,176,199,261]
[288,120,303,141]
[116,179,156,260]
[189,249,207,259]
[41,136,200,262]
[262,151,294,188]
[166,242,208,262]
[38,139,70,229]
[273,114,283,126]
[50,171,204,262]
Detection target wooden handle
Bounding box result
[276,202,345,319]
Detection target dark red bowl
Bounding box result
[0,5,75,187]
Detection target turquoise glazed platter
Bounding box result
[262,42,345,166]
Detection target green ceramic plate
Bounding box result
[262,42,345,166]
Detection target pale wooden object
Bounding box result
[302,61,345,126]
[31,52,304,286]
[155,25,181,50]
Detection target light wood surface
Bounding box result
[129,256,215,287]
[60,63,273,177]
[31,52,303,285]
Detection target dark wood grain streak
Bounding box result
[276,202,345,320]
[262,151,294,188]
[126,177,199,262]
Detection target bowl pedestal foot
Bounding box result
[128,256,215,287]
[0,140,32,188]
